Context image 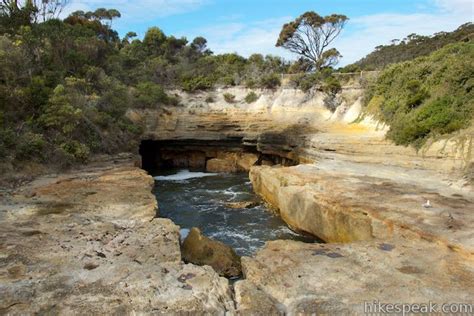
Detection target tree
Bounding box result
[106,8,120,27]
[125,31,137,39]
[122,31,137,45]
[0,0,69,23]
[276,11,348,70]
[143,27,166,55]
[191,36,211,55]
[36,0,69,22]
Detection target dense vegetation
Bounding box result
[363,42,474,148]
[0,4,289,168]
[343,23,473,71]
[1,1,472,169]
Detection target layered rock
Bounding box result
[206,152,259,173]
[129,85,472,180]
[237,239,474,314]
[250,164,474,256]
[2,81,472,314]
[246,161,474,313]
[0,158,234,314]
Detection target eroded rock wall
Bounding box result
[128,85,473,179]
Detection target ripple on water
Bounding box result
[153,169,317,256]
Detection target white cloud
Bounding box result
[434,0,473,13]
[183,17,293,59]
[183,0,472,65]
[334,3,472,66]
[61,0,472,65]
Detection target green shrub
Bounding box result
[98,82,130,117]
[221,76,235,86]
[292,73,319,92]
[223,93,236,103]
[259,73,281,89]
[38,85,82,135]
[245,78,257,89]
[363,42,474,148]
[244,91,259,103]
[15,132,47,161]
[290,70,336,92]
[0,127,15,159]
[339,63,361,73]
[181,76,214,92]
[321,76,342,95]
[60,140,90,162]
[134,82,170,108]
[118,119,143,135]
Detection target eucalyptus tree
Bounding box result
[0,0,69,22]
[276,11,348,70]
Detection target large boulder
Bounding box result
[206,158,238,173]
[236,153,259,171]
[181,227,242,278]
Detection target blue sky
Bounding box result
[64,0,473,65]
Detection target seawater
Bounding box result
[153,169,316,256]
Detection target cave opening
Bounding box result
[139,138,317,258]
[138,139,298,174]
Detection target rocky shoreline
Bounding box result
[0,158,234,314]
[1,84,473,314]
[1,155,472,314]
[245,163,474,313]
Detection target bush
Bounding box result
[363,42,474,148]
[223,93,235,103]
[339,63,361,73]
[181,76,214,92]
[259,73,281,89]
[134,82,172,108]
[221,76,235,86]
[15,132,47,161]
[244,91,258,103]
[290,70,336,92]
[290,73,319,92]
[244,78,257,89]
[38,85,82,135]
[321,76,342,95]
[98,81,130,118]
[0,127,15,159]
[60,140,90,163]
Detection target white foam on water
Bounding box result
[210,230,261,244]
[154,170,217,181]
[179,228,190,243]
[267,225,300,237]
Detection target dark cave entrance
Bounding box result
[138,139,298,174]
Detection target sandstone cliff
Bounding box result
[2,81,472,314]
[127,83,474,313]
[128,84,473,181]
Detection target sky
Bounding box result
[63,0,473,65]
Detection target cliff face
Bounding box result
[128,85,473,180]
[127,85,474,314]
[2,83,473,314]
